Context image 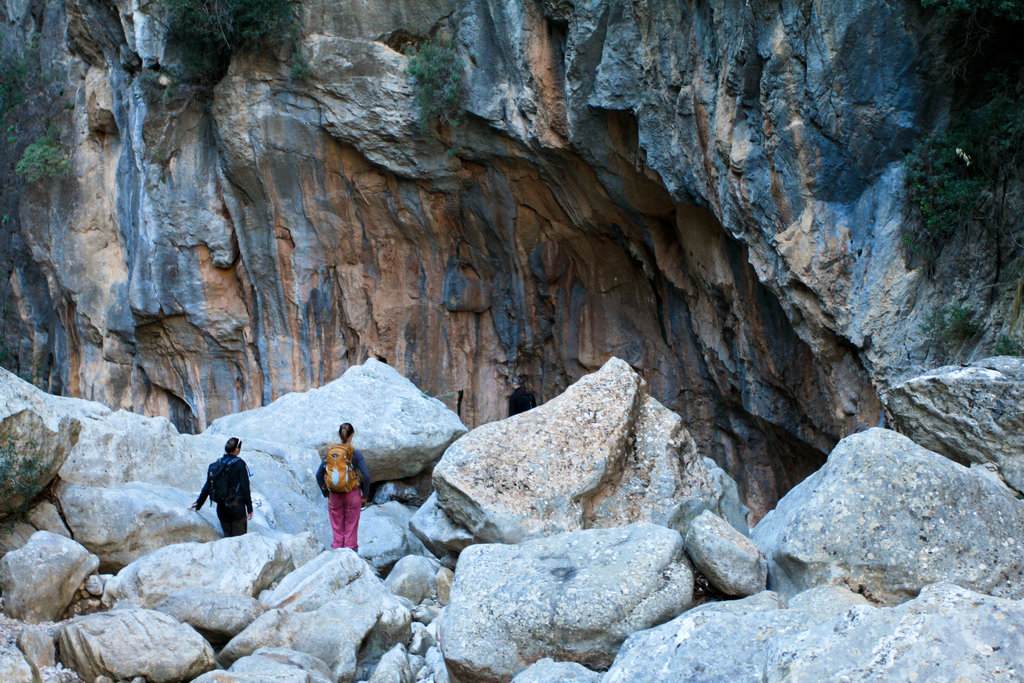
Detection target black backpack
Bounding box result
[208,456,242,504]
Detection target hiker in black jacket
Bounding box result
[188,437,253,537]
[508,377,538,417]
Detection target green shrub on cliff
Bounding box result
[164,0,295,81]
[406,38,466,132]
[15,125,70,183]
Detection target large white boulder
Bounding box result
[57,608,216,682]
[752,428,1024,603]
[57,481,219,570]
[0,531,99,623]
[220,599,380,681]
[685,510,766,597]
[429,358,746,549]
[885,357,1024,492]
[207,360,467,481]
[192,647,333,683]
[605,583,1024,681]
[156,589,268,644]
[359,502,431,574]
[439,522,694,681]
[0,368,82,517]
[103,532,293,608]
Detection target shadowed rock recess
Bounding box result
[3,0,971,515]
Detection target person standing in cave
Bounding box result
[508,377,538,417]
[316,422,372,550]
[188,437,253,537]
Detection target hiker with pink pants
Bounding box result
[316,422,372,550]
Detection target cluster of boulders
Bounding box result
[1,355,1023,681]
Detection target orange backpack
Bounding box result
[324,443,360,494]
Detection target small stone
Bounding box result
[435,568,454,606]
[17,625,55,669]
[84,575,104,596]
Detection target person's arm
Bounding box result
[189,470,211,511]
[315,460,328,497]
[238,460,253,516]
[354,450,371,499]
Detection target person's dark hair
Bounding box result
[339,423,354,442]
[225,437,242,454]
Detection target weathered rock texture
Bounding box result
[0,531,100,623]
[57,608,216,682]
[885,357,1024,493]
[685,510,766,597]
[605,583,1024,682]
[752,428,1024,603]
[5,0,984,517]
[439,523,694,681]
[429,357,747,548]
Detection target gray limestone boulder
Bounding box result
[192,647,333,683]
[25,501,70,538]
[439,522,694,681]
[606,583,1024,682]
[156,589,268,644]
[0,645,34,682]
[0,368,82,517]
[56,608,216,682]
[102,533,292,608]
[368,644,414,683]
[259,548,390,612]
[384,555,439,604]
[17,625,55,671]
[0,521,36,558]
[56,482,220,571]
[511,658,602,682]
[430,358,745,549]
[220,599,379,681]
[207,360,467,481]
[604,585,868,682]
[359,502,432,574]
[408,493,473,560]
[685,510,766,597]
[751,428,1024,603]
[885,357,1024,492]
[0,531,100,623]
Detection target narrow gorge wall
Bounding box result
[4,0,1013,516]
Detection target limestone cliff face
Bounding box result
[0,0,988,516]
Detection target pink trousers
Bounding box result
[328,488,362,550]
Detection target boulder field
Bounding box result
[0,357,1021,681]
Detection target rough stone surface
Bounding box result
[359,502,432,574]
[439,523,694,681]
[431,358,745,548]
[885,357,1024,492]
[102,533,292,608]
[435,568,454,607]
[259,549,388,613]
[511,658,601,683]
[57,482,220,571]
[685,511,766,597]
[57,608,216,683]
[17,625,55,670]
[0,644,34,682]
[605,583,1024,682]
[0,369,82,517]
[220,600,378,681]
[408,493,474,561]
[192,647,333,683]
[0,531,99,623]
[385,555,439,605]
[156,589,267,644]
[752,428,1024,604]
[25,502,70,539]
[368,644,414,683]
[208,360,467,481]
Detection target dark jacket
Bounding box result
[316,447,371,499]
[194,455,253,515]
[509,386,537,416]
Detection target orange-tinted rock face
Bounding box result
[0,0,935,518]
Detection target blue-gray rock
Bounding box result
[752,428,1024,603]
[385,555,439,605]
[885,357,1024,493]
[511,658,601,683]
[192,647,333,683]
[0,531,99,623]
[57,608,216,683]
[359,502,432,574]
[685,510,766,597]
[439,522,694,681]
[156,589,267,644]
